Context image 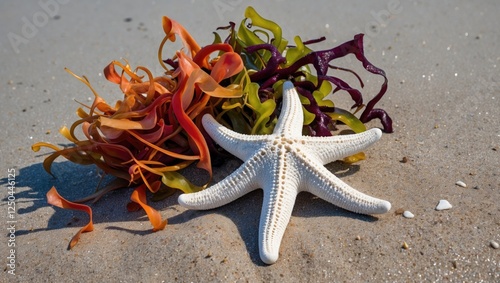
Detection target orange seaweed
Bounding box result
[34,11,245,248]
[130,184,167,231]
[46,187,93,249]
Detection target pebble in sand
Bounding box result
[435,200,452,211]
[490,241,499,249]
[403,211,414,218]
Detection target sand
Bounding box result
[1,0,499,282]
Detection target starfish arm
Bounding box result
[259,178,298,264]
[301,158,391,215]
[299,128,382,164]
[178,157,262,210]
[273,81,304,137]
[259,154,301,264]
[202,114,269,160]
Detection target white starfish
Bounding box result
[178,81,391,264]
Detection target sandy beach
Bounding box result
[1,1,499,282]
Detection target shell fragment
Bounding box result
[435,200,452,211]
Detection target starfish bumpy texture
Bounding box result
[178,81,391,264]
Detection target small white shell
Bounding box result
[435,199,452,211]
[403,210,415,218]
[490,241,499,249]
[455,180,467,188]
